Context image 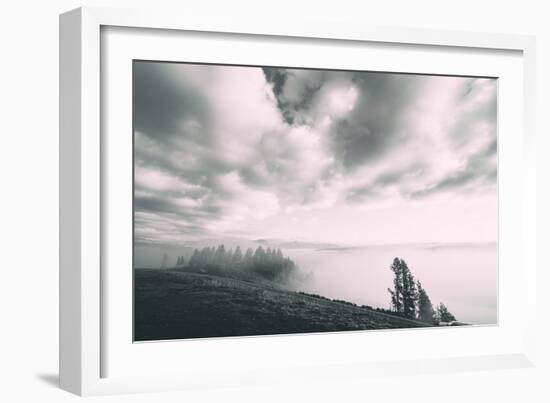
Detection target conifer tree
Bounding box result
[199,247,209,265]
[388,258,404,313]
[226,248,233,265]
[233,246,243,263]
[214,245,226,266]
[401,262,418,319]
[207,247,215,264]
[244,248,254,267]
[387,257,418,319]
[417,281,435,324]
[435,303,456,323]
[253,246,266,265]
[189,249,200,267]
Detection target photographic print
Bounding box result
[133,61,497,342]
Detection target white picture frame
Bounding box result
[59,6,537,396]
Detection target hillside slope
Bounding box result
[134,268,429,341]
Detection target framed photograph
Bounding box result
[60,7,537,396]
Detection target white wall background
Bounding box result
[0,0,548,401]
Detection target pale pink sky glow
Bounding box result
[134,62,497,247]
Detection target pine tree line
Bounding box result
[186,244,297,282]
[388,257,456,324]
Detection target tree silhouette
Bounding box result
[253,246,266,266]
[233,246,243,263]
[244,248,254,266]
[189,249,200,267]
[417,281,435,324]
[401,262,418,319]
[388,258,405,314]
[435,303,456,323]
[214,245,226,266]
[226,248,234,264]
[175,256,185,267]
[181,244,297,283]
[388,258,443,321]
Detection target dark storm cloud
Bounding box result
[411,139,497,198]
[375,169,411,186]
[331,73,423,169]
[345,185,377,202]
[262,67,287,97]
[133,62,288,241]
[450,81,497,147]
[135,194,223,221]
[346,164,425,202]
[407,77,497,198]
[134,215,204,235]
[263,67,326,125]
[262,67,291,123]
[132,61,241,206]
[133,62,214,144]
[135,195,182,215]
[132,63,232,222]
[133,212,207,244]
[134,134,234,191]
[264,68,425,169]
[345,76,496,201]
[134,180,209,201]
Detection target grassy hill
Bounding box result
[134,268,429,341]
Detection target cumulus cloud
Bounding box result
[134,61,497,244]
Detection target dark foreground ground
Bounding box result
[134,268,429,341]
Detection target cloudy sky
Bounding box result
[133,61,497,247]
